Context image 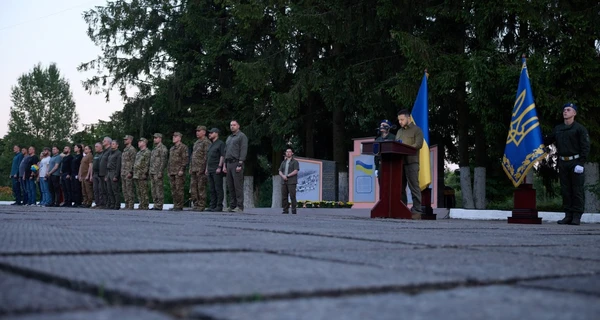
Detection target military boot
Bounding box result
[557,212,573,225]
[569,213,582,225]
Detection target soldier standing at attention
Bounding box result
[278,148,300,214]
[396,109,424,220]
[190,126,211,211]
[150,133,168,210]
[544,103,590,225]
[223,120,248,213]
[79,145,94,208]
[168,132,189,211]
[205,128,226,212]
[106,140,122,210]
[98,137,112,209]
[121,135,137,210]
[92,143,104,208]
[134,138,152,210]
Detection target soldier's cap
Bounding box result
[123,134,133,140]
[173,132,183,137]
[153,133,163,138]
[208,128,220,134]
[139,138,148,143]
[563,102,577,111]
[379,120,392,127]
[196,125,207,131]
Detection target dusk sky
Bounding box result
[0,0,124,137]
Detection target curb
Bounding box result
[449,209,600,223]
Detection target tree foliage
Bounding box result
[76,0,600,204]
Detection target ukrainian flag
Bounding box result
[502,57,546,187]
[355,160,374,175]
[411,72,431,191]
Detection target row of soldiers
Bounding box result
[93,122,247,212]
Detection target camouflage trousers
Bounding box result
[121,175,135,209]
[169,175,185,210]
[190,172,207,210]
[135,179,149,210]
[150,174,164,210]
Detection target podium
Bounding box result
[362,141,416,219]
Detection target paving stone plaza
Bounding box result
[1,205,599,319]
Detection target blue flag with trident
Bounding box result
[411,71,431,190]
[502,56,546,187]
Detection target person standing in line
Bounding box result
[98,137,112,209]
[544,103,591,225]
[190,126,210,211]
[19,148,30,205]
[278,148,300,214]
[38,148,51,206]
[168,132,189,211]
[71,144,83,207]
[106,140,122,210]
[374,119,396,184]
[10,145,24,205]
[133,138,151,210]
[149,133,168,210]
[80,145,94,208]
[121,135,137,210]
[205,128,225,212]
[92,143,104,208]
[24,146,40,206]
[396,109,424,220]
[59,146,73,207]
[47,147,62,207]
[223,120,248,213]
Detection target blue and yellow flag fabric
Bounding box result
[355,160,374,175]
[411,72,431,191]
[502,58,546,187]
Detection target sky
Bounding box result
[0,0,123,137]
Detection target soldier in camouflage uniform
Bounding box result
[121,135,137,209]
[150,133,168,210]
[168,132,189,211]
[133,138,151,210]
[190,126,211,211]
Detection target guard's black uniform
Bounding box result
[546,120,590,224]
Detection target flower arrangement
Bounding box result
[296,200,353,208]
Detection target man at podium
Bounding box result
[396,109,424,219]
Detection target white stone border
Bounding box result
[450,209,600,223]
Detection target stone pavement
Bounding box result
[0,205,599,320]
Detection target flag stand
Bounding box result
[508,176,541,224]
[420,188,436,220]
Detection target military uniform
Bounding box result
[206,128,226,211]
[92,150,103,207]
[279,156,300,214]
[545,103,590,225]
[121,136,137,209]
[374,120,396,179]
[150,134,168,210]
[79,152,94,207]
[396,121,424,214]
[133,139,151,210]
[98,146,111,208]
[190,126,211,211]
[168,133,189,210]
[106,148,122,209]
[225,129,248,212]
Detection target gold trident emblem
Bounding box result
[506,90,540,146]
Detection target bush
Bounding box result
[0,186,13,201]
